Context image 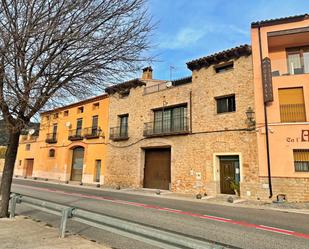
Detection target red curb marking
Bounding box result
[14,183,309,239]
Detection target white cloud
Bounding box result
[158,24,248,50]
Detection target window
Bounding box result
[293,149,309,172]
[278,87,306,122]
[287,46,309,75]
[45,116,50,121]
[76,118,83,136]
[214,61,234,73]
[93,103,100,110]
[91,115,99,135]
[49,149,55,158]
[19,160,22,166]
[119,114,128,137]
[25,144,31,151]
[64,110,69,117]
[94,160,101,182]
[153,105,187,133]
[53,113,58,119]
[51,124,57,141]
[216,95,236,114]
[77,106,84,114]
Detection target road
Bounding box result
[5,178,309,249]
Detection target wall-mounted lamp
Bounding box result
[246,107,256,128]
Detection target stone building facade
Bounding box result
[105,45,260,198]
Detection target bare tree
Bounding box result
[0,0,153,217]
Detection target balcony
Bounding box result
[68,129,84,141]
[143,117,189,137]
[109,126,129,141]
[84,127,102,139]
[270,58,309,77]
[45,133,57,144]
[280,104,306,123]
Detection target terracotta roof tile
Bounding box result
[186,44,251,71]
[251,14,308,27]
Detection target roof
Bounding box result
[172,76,192,86]
[186,45,251,71]
[251,13,308,28]
[41,94,108,115]
[105,78,146,94]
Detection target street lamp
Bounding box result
[246,107,256,128]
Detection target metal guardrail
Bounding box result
[9,193,229,249]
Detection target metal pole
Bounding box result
[258,25,273,198]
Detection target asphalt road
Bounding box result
[5,178,309,249]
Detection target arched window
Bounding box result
[49,149,55,157]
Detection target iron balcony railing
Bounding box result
[280,104,306,123]
[109,126,129,141]
[84,127,102,139]
[68,128,83,141]
[45,133,57,144]
[143,117,189,137]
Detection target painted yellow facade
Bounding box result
[15,94,109,185]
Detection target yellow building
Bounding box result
[15,94,109,185]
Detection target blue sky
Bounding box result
[143,0,309,80]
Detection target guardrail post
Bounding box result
[9,194,19,218]
[59,207,74,238]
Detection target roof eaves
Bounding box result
[251,14,309,28]
[105,78,146,95]
[186,44,251,71]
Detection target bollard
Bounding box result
[59,207,74,238]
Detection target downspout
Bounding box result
[258,25,273,198]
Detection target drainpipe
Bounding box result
[258,25,273,199]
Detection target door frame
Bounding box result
[24,158,34,177]
[142,147,172,190]
[70,146,85,181]
[213,153,243,194]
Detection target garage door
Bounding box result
[144,148,171,190]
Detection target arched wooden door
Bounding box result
[70,147,84,181]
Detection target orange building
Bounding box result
[250,14,309,201]
[15,94,109,185]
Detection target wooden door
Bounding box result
[220,160,236,194]
[25,159,34,177]
[144,148,171,190]
[71,147,84,181]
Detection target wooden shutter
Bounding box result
[278,88,306,122]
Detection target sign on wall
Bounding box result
[262,57,274,103]
[287,130,309,142]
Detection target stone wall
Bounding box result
[241,177,309,202]
[105,55,260,197]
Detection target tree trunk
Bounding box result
[0,130,20,218]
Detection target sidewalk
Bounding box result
[0,216,110,249]
[12,176,309,215]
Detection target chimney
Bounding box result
[141,66,153,80]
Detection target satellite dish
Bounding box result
[166,81,173,88]
[65,122,71,128]
[28,129,35,135]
